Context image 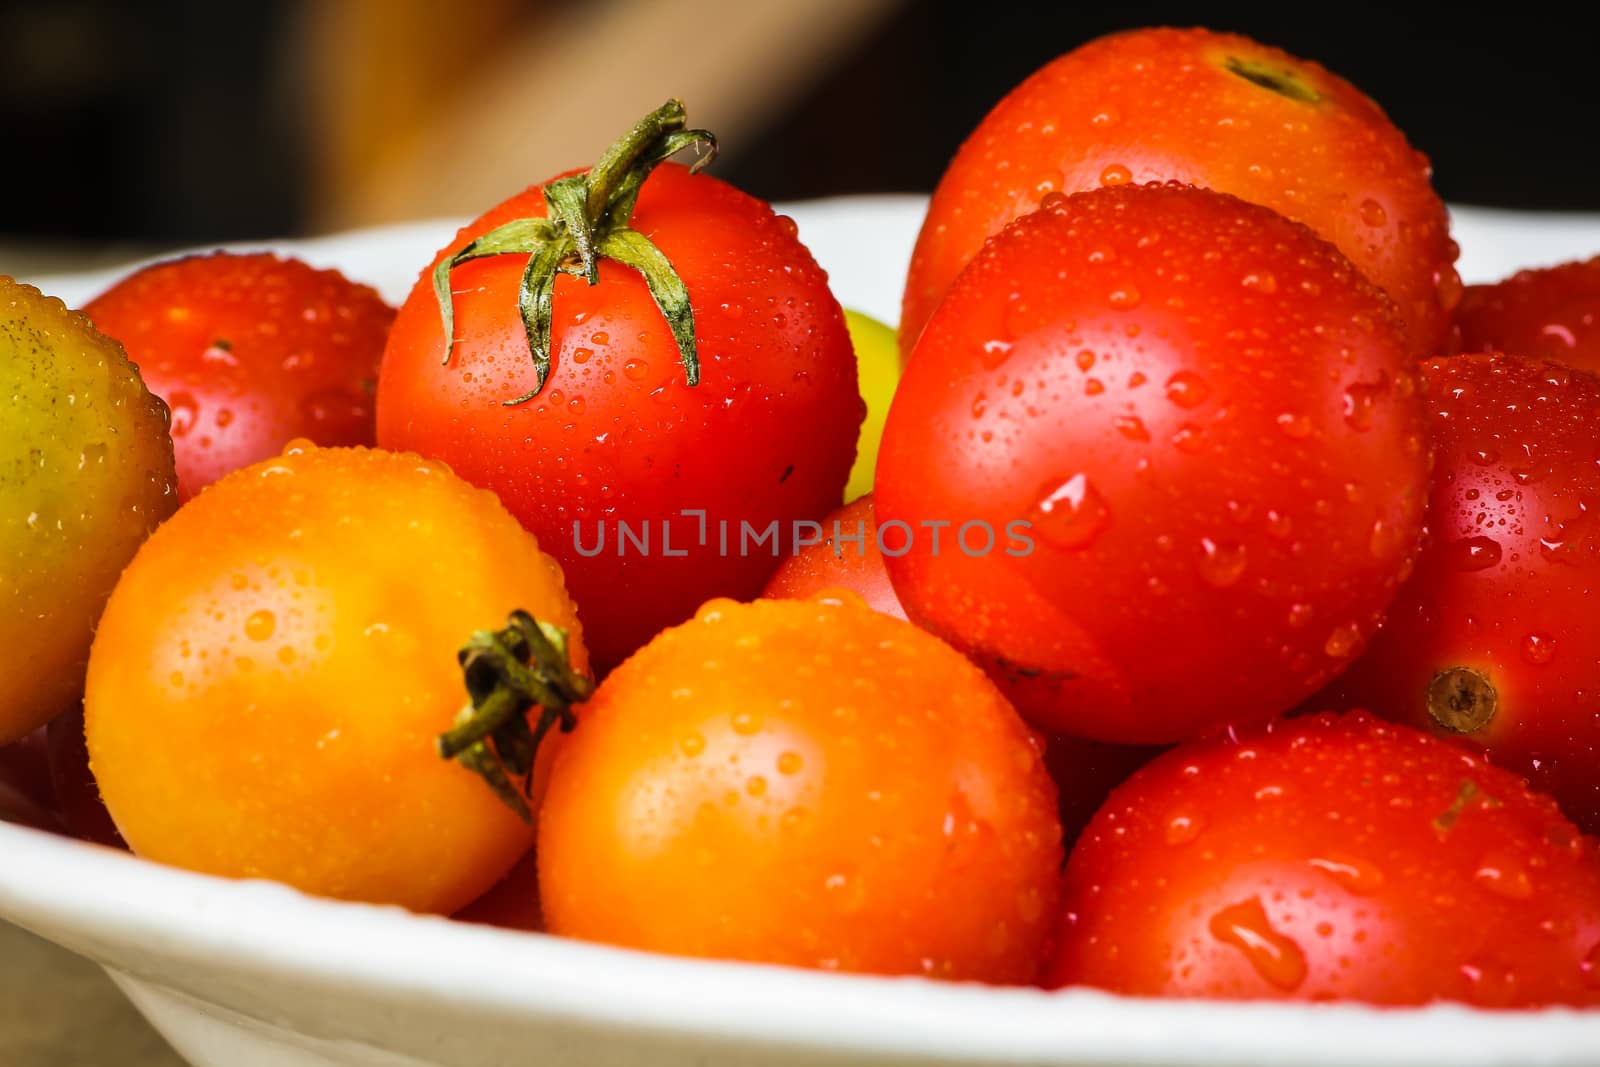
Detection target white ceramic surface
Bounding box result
[6,196,1600,1067]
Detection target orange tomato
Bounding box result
[901,27,1458,359]
[85,443,586,914]
[538,593,1062,982]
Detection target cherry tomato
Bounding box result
[761,494,905,620]
[1050,711,1600,1006]
[378,103,859,673]
[877,184,1428,743]
[538,593,1062,981]
[1330,355,1600,832]
[1454,257,1600,371]
[1,278,177,745]
[902,27,1458,359]
[843,310,901,503]
[86,252,394,501]
[85,443,587,914]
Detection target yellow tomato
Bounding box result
[85,443,587,914]
[843,309,900,503]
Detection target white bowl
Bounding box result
[7,196,1600,1067]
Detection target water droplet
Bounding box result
[981,339,1013,367]
[1343,380,1386,432]
[1208,897,1307,992]
[1107,285,1142,309]
[1197,538,1248,588]
[775,215,800,240]
[1275,412,1311,439]
[1031,473,1110,550]
[1099,163,1132,186]
[970,393,988,419]
[746,775,768,797]
[1084,378,1105,396]
[679,732,705,757]
[1171,423,1204,453]
[168,393,198,437]
[1241,271,1278,294]
[1436,268,1465,314]
[1287,602,1313,628]
[1309,855,1385,895]
[1266,510,1293,539]
[1090,107,1120,127]
[1369,519,1406,559]
[1165,371,1210,409]
[824,871,866,914]
[1581,942,1600,988]
[623,359,648,380]
[1523,632,1556,665]
[1324,622,1362,658]
[1113,414,1150,442]
[1165,813,1202,845]
[777,751,804,775]
[1444,536,1502,572]
[732,711,762,735]
[244,610,276,641]
[1359,198,1388,227]
[571,347,592,364]
[591,331,610,346]
[1472,853,1534,900]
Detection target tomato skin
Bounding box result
[378,163,860,673]
[538,594,1062,982]
[1050,711,1600,1006]
[85,444,586,914]
[877,184,1428,744]
[86,253,394,501]
[1330,355,1600,833]
[902,27,1457,359]
[761,494,906,620]
[1454,257,1600,370]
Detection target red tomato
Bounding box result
[1454,257,1600,370]
[1330,355,1600,832]
[761,494,905,619]
[902,27,1458,359]
[378,115,859,673]
[877,184,1428,744]
[1050,711,1600,1006]
[86,253,394,501]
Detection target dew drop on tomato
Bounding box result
[1445,535,1503,571]
[1208,896,1308,992]
[1031,473,1111,550]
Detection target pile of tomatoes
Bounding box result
[7,26,1600,1009]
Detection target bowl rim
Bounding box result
[5,819,1600,1066]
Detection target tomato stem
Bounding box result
[431,99,718,403]
[438,610,593,822]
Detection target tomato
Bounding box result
[1,278,177,745]
[1454,256,1600,371]
[877,184,1428,744]
[378,102,859,673]
[538,593,1062,981]
[901,27,1458,360]
[85,253,394,501]
[761,494,905,620]
[84,443,587,914]
[1329,355,1600,832]
[1050,711,1600,1006]
[843,310,901,503]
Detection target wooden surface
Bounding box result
[0,920,184,1066]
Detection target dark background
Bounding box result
[1,0,1593,244]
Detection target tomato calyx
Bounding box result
[1222,56,1321,105]
[1426,666,1498,735]
[438,610,594,821]
[431,99,718,405]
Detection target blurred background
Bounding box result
[2,0,1597,272]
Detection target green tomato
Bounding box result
[844,309,900,503]
[0,279,177,743]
